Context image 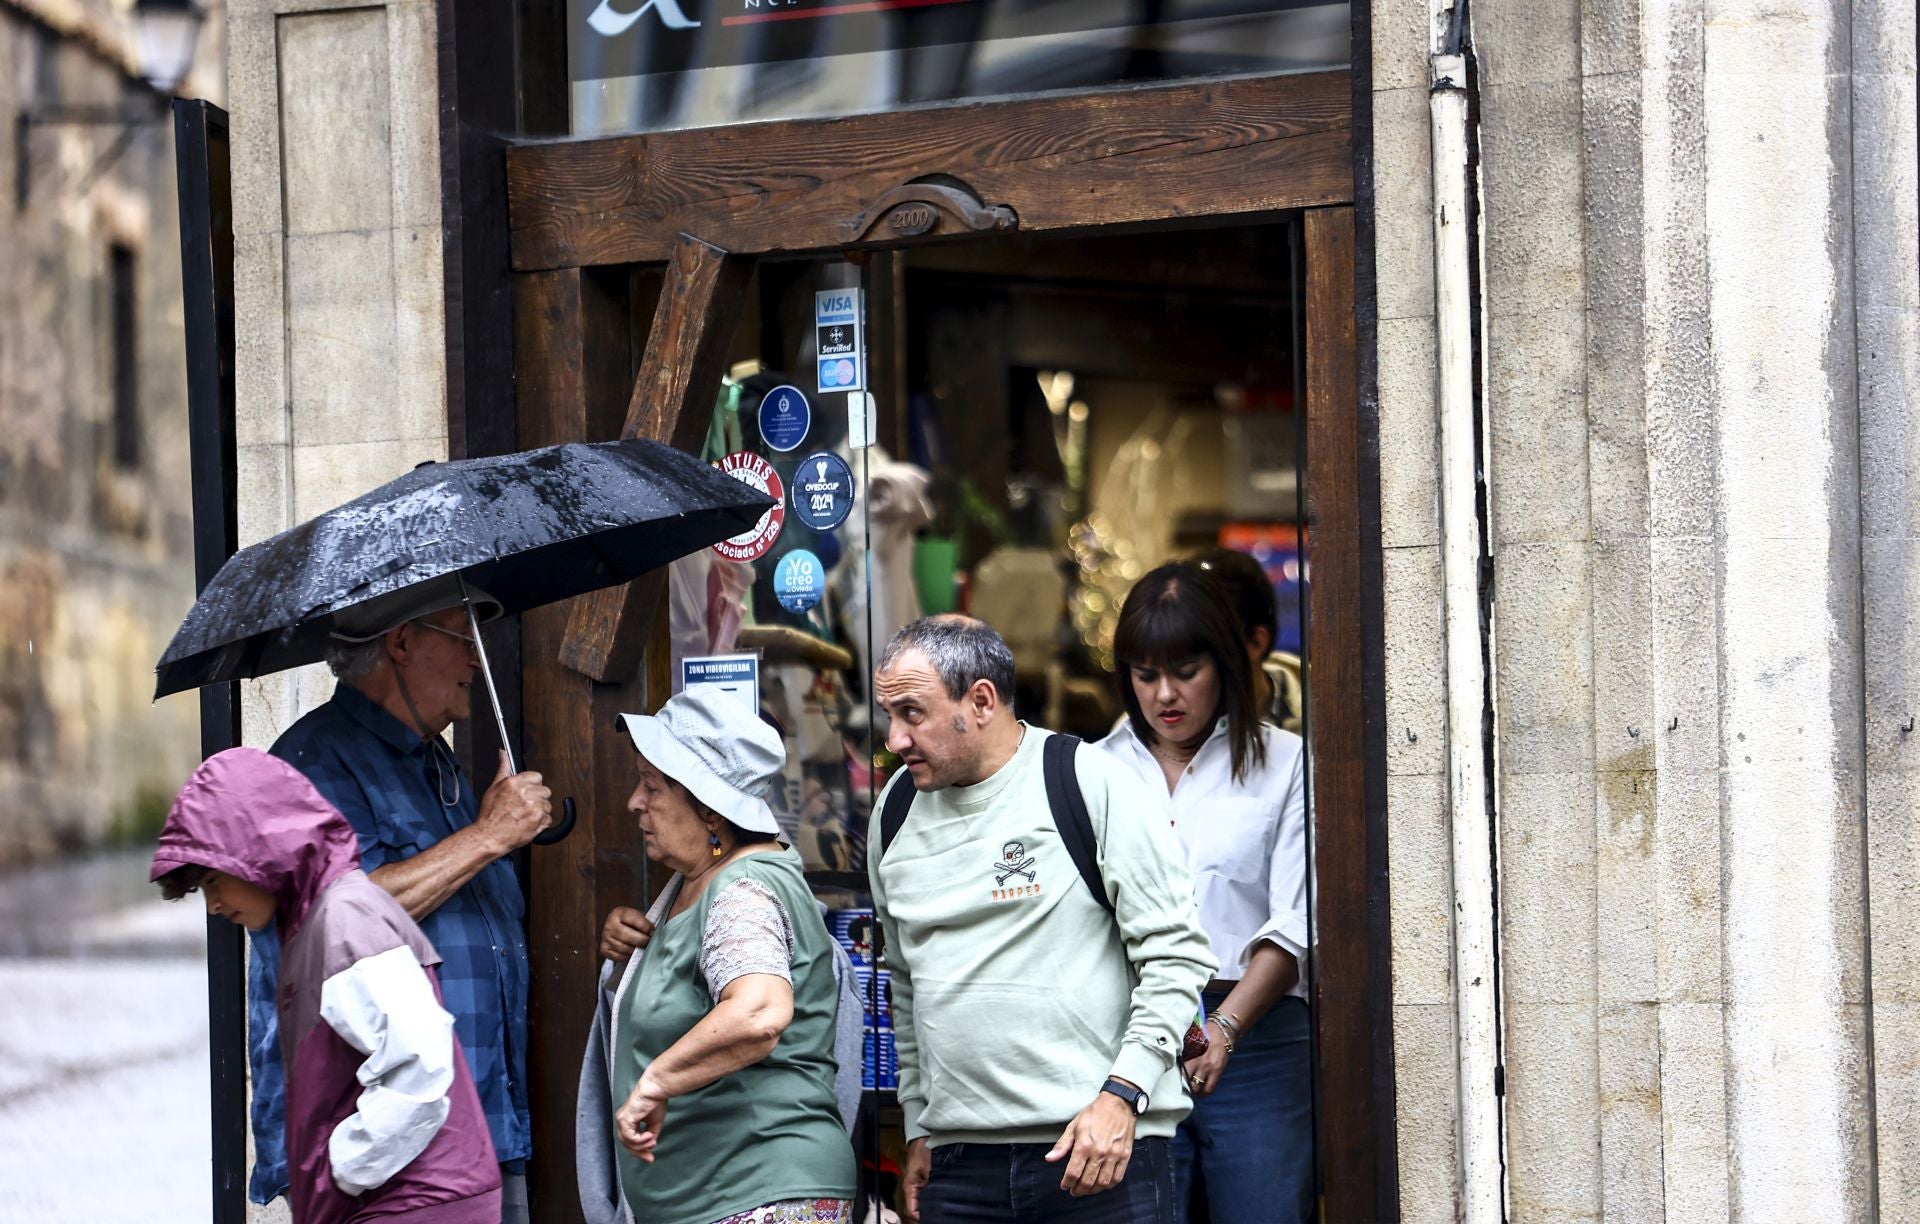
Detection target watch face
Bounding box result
[1134,1092,1150,1115]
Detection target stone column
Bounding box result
[1373,0,1910,1217]
[1855,0,1920,1217]
[1369,2,1461,1218]
[225,0,445,1215]
[229,0,447,749]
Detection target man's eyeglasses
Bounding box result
[412,619,481,650]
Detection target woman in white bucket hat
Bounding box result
[596,684,856,1224]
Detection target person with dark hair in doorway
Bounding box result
[869,614,1215,1223]
[1190,547,1302,731]
[1100,563,1313,1223]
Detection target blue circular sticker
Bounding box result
[773,548,826,614]
[757,385,811,453]
[790,451,855,532]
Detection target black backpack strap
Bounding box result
[1042,733,1114,917]
[878,774,917,860]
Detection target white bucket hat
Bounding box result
[617,684,785,835]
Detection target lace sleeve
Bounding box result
[699,878,795,1002]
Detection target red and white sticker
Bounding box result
[711,451,785,562]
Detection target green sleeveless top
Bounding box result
[612,846,854,1224]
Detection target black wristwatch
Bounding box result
[1100,1078,1150,1116]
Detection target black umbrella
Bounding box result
[156,438,776,842]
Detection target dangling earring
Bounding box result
[709,831,723,858]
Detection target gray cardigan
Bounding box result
[576,875,866,1224]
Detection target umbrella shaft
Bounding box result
[465,595,517,776]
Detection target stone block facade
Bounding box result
[225,0,447,759]
[1373,0,1918,1216]
[0,0,216,867]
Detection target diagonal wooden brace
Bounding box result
[558,233,753,683]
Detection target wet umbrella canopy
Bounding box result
[154,439,775,699]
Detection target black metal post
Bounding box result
[173,96,246,1224]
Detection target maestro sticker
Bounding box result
[711,451,784,562]
[790,450,855,532]
[773,549,825,614]
[757,384,811,453]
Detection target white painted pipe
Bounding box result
[1428,50,1506,1224]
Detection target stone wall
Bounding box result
[1373,0,1918,1217]
[226,0,445,1213]
[227,0,447,751]
[1856,0,1920,1214]
[0,2,208,867]
[1367,3,1460,1217]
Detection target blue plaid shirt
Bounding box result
[245,682,532,1202]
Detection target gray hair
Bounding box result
[877,616,1017,705]
[324,635,388,682]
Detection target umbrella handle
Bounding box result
[533,797,577,846]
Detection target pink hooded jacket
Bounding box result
[154,748,501,1224]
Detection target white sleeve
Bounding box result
[318,944,457,1196]
[1244,744,1312,967]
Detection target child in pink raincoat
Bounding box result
[152,747,501,1224]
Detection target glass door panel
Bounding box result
[668,221,1315,1218]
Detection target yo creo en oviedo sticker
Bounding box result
[773,548,825,614]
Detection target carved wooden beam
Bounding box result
[836,178,1017,244]
[506,70,1351,271]
[558,234,752,682]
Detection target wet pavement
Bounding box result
[0,848,213,1221]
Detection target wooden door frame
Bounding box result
[504,69,1394,1224]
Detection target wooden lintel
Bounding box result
[558,234,753,682]
[506,70,1352,271]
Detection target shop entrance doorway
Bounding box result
[503,69,1388,1224]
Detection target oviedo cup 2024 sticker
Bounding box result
[711,451,785,562]
[790,450,855,532]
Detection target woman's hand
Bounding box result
[614,1071,670,1162]
[1182,1021,1232,1097]
[600,906,655,963]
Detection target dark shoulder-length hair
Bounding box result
[1112,561,1266,782]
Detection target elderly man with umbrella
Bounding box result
[157,439,777,1222]
[243,580,553,1219]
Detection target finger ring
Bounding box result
[1194,1077,1207,1086]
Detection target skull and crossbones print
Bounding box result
[995,840,1037,885]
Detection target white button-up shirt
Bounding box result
[1099,717,1311,999]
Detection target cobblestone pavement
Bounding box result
[0,849,213,1222]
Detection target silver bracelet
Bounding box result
[1209,1013,1241,1053]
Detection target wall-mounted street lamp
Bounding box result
[131,0,204,92]
[15,0,206,210]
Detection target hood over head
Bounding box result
[150,747,361,937]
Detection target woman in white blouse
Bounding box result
[1099,561,1313,1224]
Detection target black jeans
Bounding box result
[920,1138,1174,1223]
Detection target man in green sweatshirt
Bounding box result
[868,615,1217,1223]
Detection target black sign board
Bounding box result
[569,0,1335,87]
